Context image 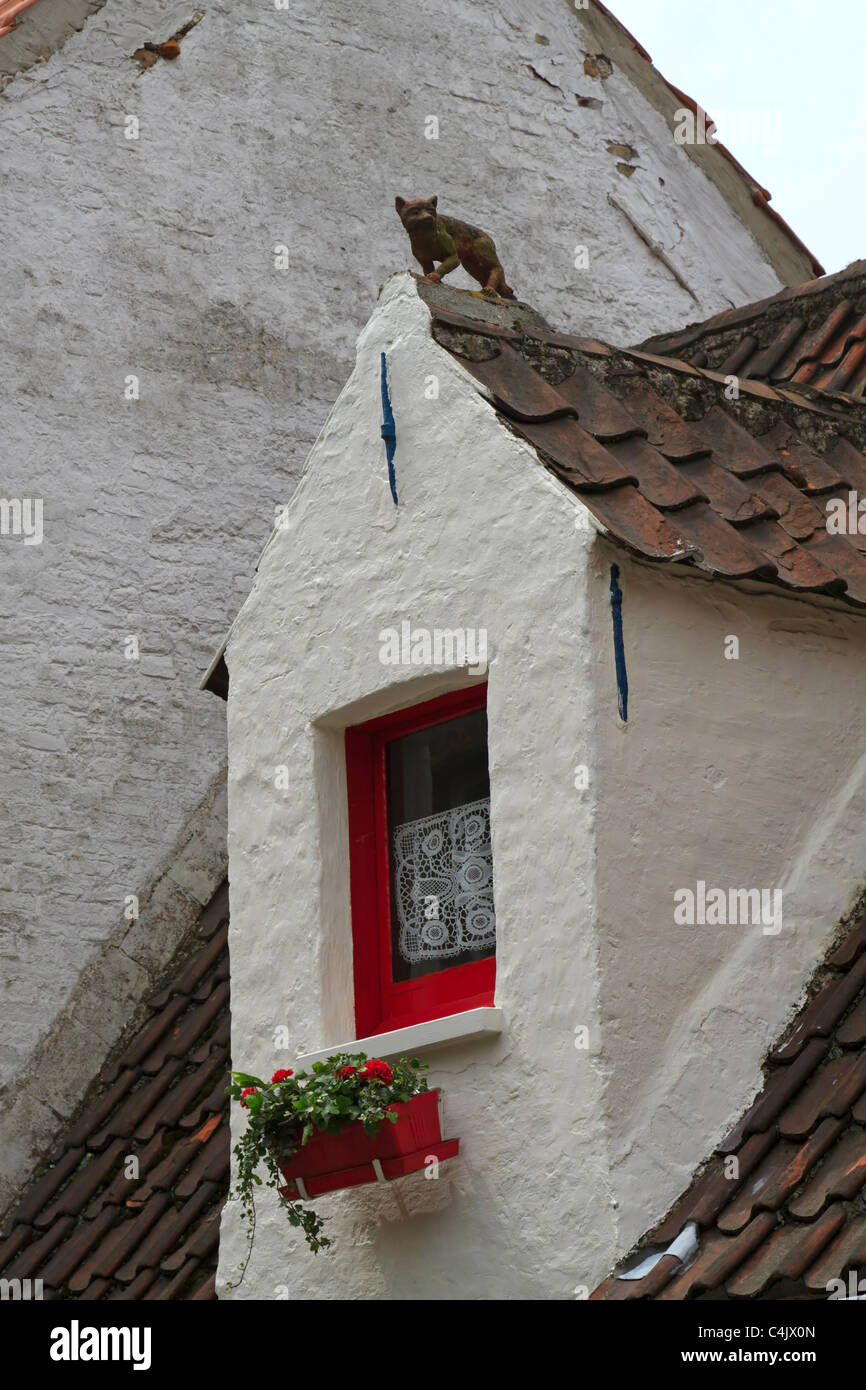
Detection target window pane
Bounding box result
[386,708,495,982]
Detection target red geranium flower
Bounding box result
[339,1065,358,1079]
[361,1059,393,1084]
[240,1087,259,1107]
[271,1069,294,1084]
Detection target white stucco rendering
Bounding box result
[218,275,866,1299]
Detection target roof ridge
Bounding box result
[429,297,866,610]
[642,262,866,358]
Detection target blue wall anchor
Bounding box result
[380,351,398,507]
[609,564,628,722]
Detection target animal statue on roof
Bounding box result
[396,196,516,300]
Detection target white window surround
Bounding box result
[295,1006,504,1069]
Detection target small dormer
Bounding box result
[216,271,866,1300]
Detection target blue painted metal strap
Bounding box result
[380,351,398,506]
[609,564,628,722]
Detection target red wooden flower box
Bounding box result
[277,1089,459,1200]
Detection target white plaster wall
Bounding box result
[220,275,617,1299]
[1,0,798,1181]
[589,555,866,1257]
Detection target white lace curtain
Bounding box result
[391,796,496,963]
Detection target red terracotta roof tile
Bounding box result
[803,1213,866,1291]
[0,1224,33,1268]
[602,435,705,509]
[690,406,781,480]
[6,1145,86,1228]
[758,421,845,493]
[746,318,808,380]
[34,1141,127,1228]
[771,951,866,1060]
[726,1203,847,1297]
[788,303,858,383]
[828,915,866,968]
[38,1208,118,1290]
[113,1181,220,1285]
[825,436,866,494]
[717,335,759,377]
[67,1193,173,1292]
[801,531,866,604]
[615,376,711,460]
[570,483,697,560]
[656,1214,777,1300]
[160,1206,221,1271]
[717,1039,831,1153]
[644,263,866,397]
[87,1060,185,1149]
[0,881,230,1300]
[787,1125,866,1219]
[103,995,188,1084]
[837,996,866,1048]
[5,1216,76,1280]
[83,1134,164,1218]
[174,1124,228,1198]
[747,470,824,541]
[132,1115,223,1204]
[138,1056,226,1142]
[146,918,229,1011]
[511,416,637,491]
[716,1118,845,1234]
[738,519,844,593]
[702,370,783,404]
[146,1257,203,1300]
[825,333,866,395]
[547,360,645,441]
[62,1068,139,1149]
[593,908,866,1299]
[176,1068,230,1131]
[676,456,776,526]
[455,340,579,422]
[189,1270,217,1299]
[662,502,778,578]
[139,988,228,1074]
[777,1050,866,1139]
[420,304,519,340]
[428,284,866,609]
[113,1268,161,1301]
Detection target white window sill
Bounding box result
[295,1006,505,1070]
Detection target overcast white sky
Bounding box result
[607,0,864,276]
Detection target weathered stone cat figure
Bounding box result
[396,195,516,299]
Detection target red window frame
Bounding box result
[345,684,495,1037]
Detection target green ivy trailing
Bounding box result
[226,1053,428,1281]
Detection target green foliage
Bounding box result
[226,1053,428,1279]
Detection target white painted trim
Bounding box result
[295,1007,505,1069]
